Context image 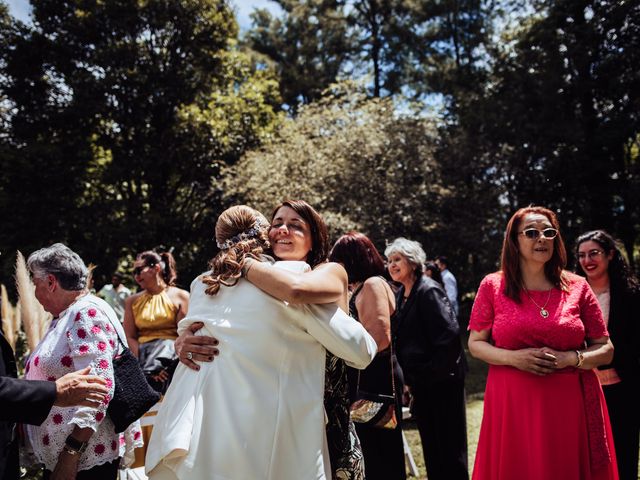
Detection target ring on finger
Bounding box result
[186,351,193,361]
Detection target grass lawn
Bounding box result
[403,399,484,479]
[402,349,488,478]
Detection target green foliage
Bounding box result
[348,0,488,98]
[228,81,463,256]
[245,0,489,105]
[448,0,640,264]
[0,0,281,291]
[246,0,352,109]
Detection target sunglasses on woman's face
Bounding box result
[577,249,605,261]
[519,228,558,240]
[133,263,155,276]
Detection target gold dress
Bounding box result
[132,289,179,468]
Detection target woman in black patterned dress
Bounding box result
[330,232,406,480]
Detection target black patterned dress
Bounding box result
[348,284,406,480]
[324,351,365,479]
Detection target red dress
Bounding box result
[469,272,618,480]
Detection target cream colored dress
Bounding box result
[145,261,376,480]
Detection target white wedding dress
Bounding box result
[146,261,376,480]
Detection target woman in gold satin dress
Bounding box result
[123,250,190,393]
[123,250,189,467]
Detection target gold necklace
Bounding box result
[523,287,553,318]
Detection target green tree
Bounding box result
[450,0,640,263]
[246,0,352,110]
[226,81,504,316]
[245,0,489,104]
[0,0,281,289]
[227,82,445,240]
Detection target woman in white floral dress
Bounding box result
[25,243,142,480]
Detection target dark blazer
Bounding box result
[600,286,640,382]
[0,333,56,480]
[393,276,467,387]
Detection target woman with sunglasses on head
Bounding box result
[468,206,618,480]
[575,230,640,480]
[123,250,189,394]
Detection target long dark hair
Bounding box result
[501,206,568,302]
[329,232,385,283]
[270,200,329,268]
[574,230,639,294]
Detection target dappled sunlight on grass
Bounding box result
[402,347,487,478]
[403,398,484,479]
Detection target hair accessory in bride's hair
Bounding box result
[217,218,270,250]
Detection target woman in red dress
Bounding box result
[468,206,618,480]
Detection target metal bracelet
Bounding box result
[575,350,585,368]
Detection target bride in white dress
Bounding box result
[146,205,376,480]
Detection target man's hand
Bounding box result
[53,367,108,407]
[175,322,219,371]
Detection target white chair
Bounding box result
[403,406,420,477]
[118,402,161,480]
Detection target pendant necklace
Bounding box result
[524,287,553,318]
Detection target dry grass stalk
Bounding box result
[87,263,96,293]
[1,284,18,350]
[15,251,50,351]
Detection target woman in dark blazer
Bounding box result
[575,230,640,480]
[385,237,468,480]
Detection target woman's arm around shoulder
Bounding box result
[355,277,394,352]
[245,259,348,306]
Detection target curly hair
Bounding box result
[28,243,88,290]
[384,237,427,280]
[574,230,639,294]
[202,205,270,296]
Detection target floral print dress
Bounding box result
[25,294,142,471]
[324,352,365,480]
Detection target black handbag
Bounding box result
[104,315,160,433]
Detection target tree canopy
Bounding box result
[0,0,638,317]
[0,0,281,289]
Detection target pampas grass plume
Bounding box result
[15,251,50,351]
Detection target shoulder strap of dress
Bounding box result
[82,296,127,350]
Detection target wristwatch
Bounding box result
[63,435,88,455]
